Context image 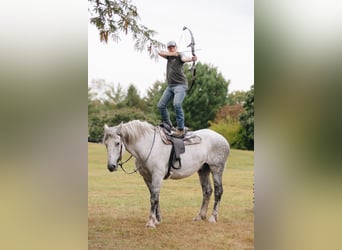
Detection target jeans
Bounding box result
[157,85,187,130]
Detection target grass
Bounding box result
[88,143,254,250]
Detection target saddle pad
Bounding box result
[158,126,202,145]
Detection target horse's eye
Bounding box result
[115,142,120,146]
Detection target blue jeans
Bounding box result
[157,85,187,130]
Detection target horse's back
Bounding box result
[195,129,229,147]
[194,128,230,160]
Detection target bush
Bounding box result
[209,119,244,149]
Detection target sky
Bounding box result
[88,0,254,97]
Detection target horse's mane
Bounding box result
[120,120,155,144]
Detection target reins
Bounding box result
[118,126,157,174]
[118,154,134,173]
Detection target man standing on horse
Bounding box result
[157,41,197,138]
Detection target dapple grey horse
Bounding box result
[103,120,229,228]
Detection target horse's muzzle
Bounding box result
[108,164,118,172]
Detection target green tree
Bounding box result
[104,82,125,108]
[124,84,143,108]
[88,81,160,142]
[227,90,248,105]
[144,80,166,122]
[238,85,254,150]
[144,63,229,130]
[183,63,229,129]
[88,0,163,59]
[88,87,106,142]
[88,87,95,107]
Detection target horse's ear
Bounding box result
[104,124,109,131]
[117,122,123,135]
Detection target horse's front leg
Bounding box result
[146,190,160,228]
[144,177,162,228]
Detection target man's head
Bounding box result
[167,41,177,51]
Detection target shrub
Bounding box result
[209,119,243,149]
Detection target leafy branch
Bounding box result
[88,0,164,59]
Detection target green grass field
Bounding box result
[88,142,254,250]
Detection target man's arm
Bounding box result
[158,50,197,62]
[158,50,179,59]
[181,54,197,63]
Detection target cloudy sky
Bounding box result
[88,0,254,96]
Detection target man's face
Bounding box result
[167,46,176,52]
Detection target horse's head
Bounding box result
[103,124,125,172]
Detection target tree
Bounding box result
[144,63,229,130]
[209,104,244,149]
[209,86,254,150]
[89,78,107,101]
[88,0,163,59]
[124,84,143,108]
[88,63,231,141]
[238,85,254,150]
[144,80,165,121]
[227,90,248,105]
[104,82,125,106]
[88,82,159,142]
[183,63,229,129]
[215,104,244,123]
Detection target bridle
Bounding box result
[118,127,157,174]
[117,143,134,173]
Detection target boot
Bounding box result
[172,128,188,138]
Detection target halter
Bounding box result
[118,126,157,174]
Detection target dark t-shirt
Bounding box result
[166,53,188,86]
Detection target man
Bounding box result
[157,41,197,137]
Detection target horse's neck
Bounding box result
[123,133,154,160]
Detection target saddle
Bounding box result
[158,123,201,179]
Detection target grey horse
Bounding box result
[103,120,229,228]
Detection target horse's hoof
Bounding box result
[193,215,205,221]
[146,221,156,228]
[208,215,217,223]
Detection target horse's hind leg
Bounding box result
[208,168,224,223]
[193,163,212,221]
